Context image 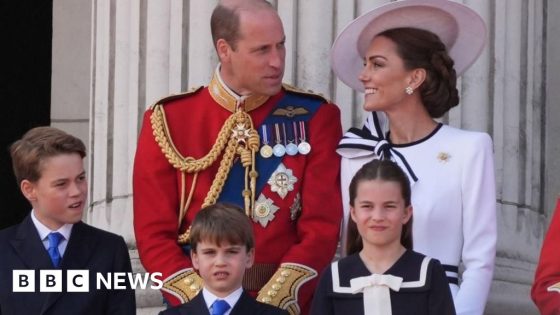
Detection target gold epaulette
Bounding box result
[282,83,330,103]
[149,86,203,110]
[257,263,317,315]
[162,268,204,303]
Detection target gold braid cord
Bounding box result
[150,104,259,244]
[257,263,317,315]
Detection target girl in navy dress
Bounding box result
[310,159,455,315]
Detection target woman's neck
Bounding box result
[385,102,438,145]
[359,243,406,275]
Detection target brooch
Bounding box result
[437,152,451,163]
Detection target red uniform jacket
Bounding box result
[133,81,342,315]
[532,198,560,315]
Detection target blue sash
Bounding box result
[218,92,323,206]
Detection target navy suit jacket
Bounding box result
[0,215,136,315]
[159,290,288,315]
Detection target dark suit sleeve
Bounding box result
[428,260,456,315]
[158,307,181,315]
[270,307,290,315]
[309,266,334,315]
[106,236,136,315]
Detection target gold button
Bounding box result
[262,296,272,303]
[276,276,286,283]
[190,284,199,291]
[268,290,277,297]
[272,284,281,290]
[281,270,291,277]
[184,278,194,285]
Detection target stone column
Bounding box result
[82,0,555,313]
[485,1,544,314]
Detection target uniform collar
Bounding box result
[209,64,269,113]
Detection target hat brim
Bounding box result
[331,0,487,92]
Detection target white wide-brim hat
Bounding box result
[331,0,487,92]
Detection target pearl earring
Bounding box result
[405,86,413,95]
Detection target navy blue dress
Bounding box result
[310,250,456,315]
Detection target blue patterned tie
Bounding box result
[211,299,230,315]
[47,232,64,268]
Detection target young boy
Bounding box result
[160,203,288,315]
[0,126,135,314]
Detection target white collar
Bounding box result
[202,286,243,312]
[31,209,73,241]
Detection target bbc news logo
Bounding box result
[13,270,163,292]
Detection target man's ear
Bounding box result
[20,180,37,202]
[216,38,233,62]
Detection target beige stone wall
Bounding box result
[51,0,560,313]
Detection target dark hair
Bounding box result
[346,159,413,255]
[210,0,273,51]
[190,203,255,252]
[10,126,86,184]
[378,27,459,118]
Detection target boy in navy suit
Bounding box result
[160,203,287,315]
[0,127,136,314]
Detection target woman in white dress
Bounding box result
[330,1,496,315]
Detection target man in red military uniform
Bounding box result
[132,1,342,314]
[532,197,560,315]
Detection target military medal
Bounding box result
[285,123,298,156]
[260,125,273,158]
[268,163,297,199]
[273,123,285,157]
[298,121,311,155]
[286,143,298,156]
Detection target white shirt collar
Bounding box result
[202,286,243,314]
[31,209,73,241]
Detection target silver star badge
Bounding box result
[268,163,297,199]
[253,194,280,228]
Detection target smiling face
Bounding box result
[21,153,87,230]
[359,35,415,113]
[350,179,412,250]
[218,7,286,96]
[192,240,254,297]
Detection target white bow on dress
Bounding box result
[350,273,403,315]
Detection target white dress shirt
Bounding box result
[202,286,243,315]
[31,209,73,257]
